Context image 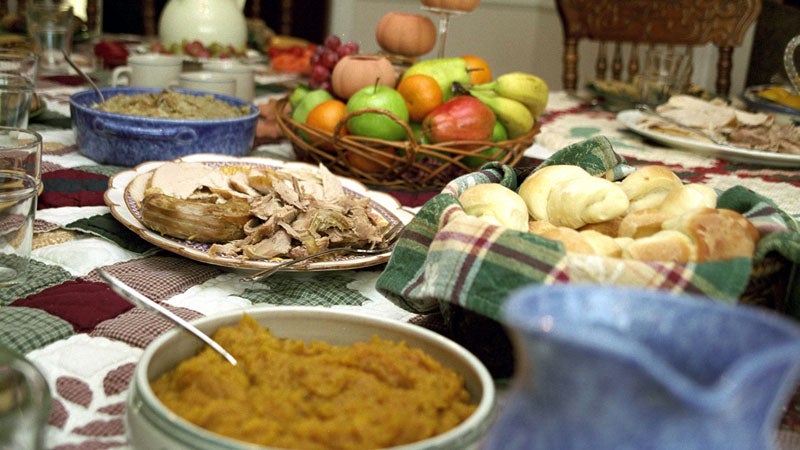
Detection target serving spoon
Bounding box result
[98,269,237,366]
[61,49,105,103]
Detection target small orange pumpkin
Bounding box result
[420,0,481,12]
[330,54,397,100]
[376,12,437,57]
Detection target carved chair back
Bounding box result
[555,0,762,96]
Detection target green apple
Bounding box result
[462,121,508,169]
[289,84,311,109]
[346,85,409,141]
[292,89,333,124]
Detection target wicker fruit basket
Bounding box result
[274,96,537,191]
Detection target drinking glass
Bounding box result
[0,50,38,87]
[0,74,34,128]
[637,47,693,106]
[25,0,75,74]
[0,345,51,450]
[0,128,41,286]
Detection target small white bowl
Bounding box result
[126,307,496,449]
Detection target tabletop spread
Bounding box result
[2,73,800,449]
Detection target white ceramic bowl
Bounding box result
[126,307,496,449]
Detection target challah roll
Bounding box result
[546,176,630,229]
[517,165,591,221]
[662,207,759,262]
[459,183,529,232]
[619,165,683,212]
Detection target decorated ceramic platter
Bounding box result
[104,154,414,272]
[617,109,800,168]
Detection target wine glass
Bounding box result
[421,6,471,58]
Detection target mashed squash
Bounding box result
[151,315,477,449]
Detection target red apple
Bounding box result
[422,95,495,143]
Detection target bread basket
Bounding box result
[274,96,537,191]
[376,136,800,377]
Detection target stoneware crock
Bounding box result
[69,87,258,166]
[126,306,496,450]
[482,284,800,450]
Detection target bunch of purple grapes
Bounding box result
[309,35,360,92]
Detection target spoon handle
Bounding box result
[98,270,237,366]
[61,49,105,103]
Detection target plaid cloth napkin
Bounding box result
[376,136,800,322]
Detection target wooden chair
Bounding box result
[554,0,762,96]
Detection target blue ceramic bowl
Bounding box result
[70,87,259,166]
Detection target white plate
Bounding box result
[617,109,800,168]
[104,154,415,272]
[134,45,266,65]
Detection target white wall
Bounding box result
[328,0,755,97]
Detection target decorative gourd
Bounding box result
[420,0,481,12]
[330,55,397,100]
[376,12,437,57]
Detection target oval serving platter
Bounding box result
[104,154,414,272]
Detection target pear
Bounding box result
[401,57,471,101]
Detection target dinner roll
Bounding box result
[619,165,683,213]
[459,183,529,232]
[546,176,629,229]
[580,230,623,257]
[659,183,718,217]
[517,165,591,221]
[538,227,595,254]
[621,230,697,263]
[528,219,557,235]
[617,208,670,239]
[578,217,623,237]
[662,207,759,262]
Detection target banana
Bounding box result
[269,35,311,49]
[470,90,534,139]
[472,72,549,118]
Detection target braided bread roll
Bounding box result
[546,176,630,229]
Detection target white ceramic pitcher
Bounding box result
[157,0,247,49]
[784,34,800,93]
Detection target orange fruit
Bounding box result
[461,55,492,85]
[346,147,395,173]
[305,99,348,149]
[396,74,444,123]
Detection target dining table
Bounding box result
[2,52,800,449]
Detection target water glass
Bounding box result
[25,1,75,74]
[0,345,51,449]
[0,128,41,286]
[0,75,34,128]
[637,48,693,106]
[0,50,38,87]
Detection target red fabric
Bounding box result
[39,169,109,208]
[13,280,133,333]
